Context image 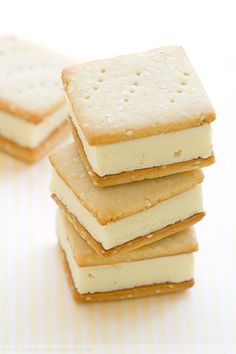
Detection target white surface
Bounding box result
[0,1,236,353]
[51,171,203,249]
[0,104,67,148]
[70,106,212,176]
[57,210,194,294]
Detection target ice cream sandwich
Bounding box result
[50,143,205,256]
[62,46,215,187]
[0,36,72,163]
[57,209,197,302]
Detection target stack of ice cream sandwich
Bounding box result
[49,46,215,302]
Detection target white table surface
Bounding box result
[0,0,236,353]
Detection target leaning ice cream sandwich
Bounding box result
[57,209,197,302]
[0,36,72,163]
[49,143,205,256]
[62,46,215,187]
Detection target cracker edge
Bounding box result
[69,117,215,187]
[59,244,195,303]
[53,194,205,258]
[0,121,69,163]
[0,98,66,124]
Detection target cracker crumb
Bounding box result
[174,149,182,157]
[126,130,134,136]
[145,199,152,207]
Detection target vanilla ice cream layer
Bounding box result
[69,103,212,176]
[57,211,194,294]
[0,104,67,148]
[51,171,203,250]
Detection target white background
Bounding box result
[0,0,236,353]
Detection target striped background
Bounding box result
[0,113,236,354]
[1,1,236,346]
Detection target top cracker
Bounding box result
[62,46,215,145]
[0,36,71,123]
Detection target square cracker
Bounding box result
[0,121,69,163]
[69,116,215,187]
[62,46,215,146]
[59,245,194,302]
[49,143,204,225]
[55,195,204,256]
[0,36,72,123]
[60,210,198,266]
